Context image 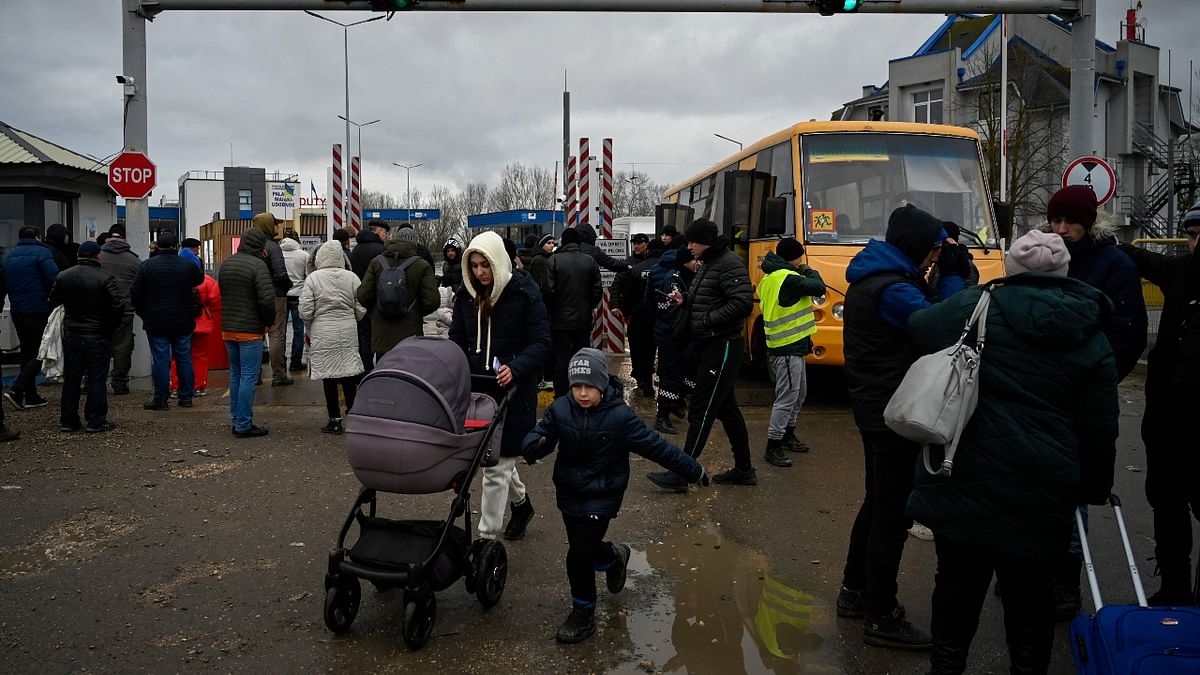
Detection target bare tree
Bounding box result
[486,163,557,212]
[613,170,668,218]
[361,189,400,210]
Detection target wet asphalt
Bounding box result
[0,355,1158,674]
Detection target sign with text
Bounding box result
[1062,155,1116,206]
[108,151,157,200]
[595,238,630,289]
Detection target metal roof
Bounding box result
[0,121,109,176]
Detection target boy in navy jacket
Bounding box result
[523,348,707,643]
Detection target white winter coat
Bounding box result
[281,238,310,298]
[422,285,454,338]
[300,241,366,380]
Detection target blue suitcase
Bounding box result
[1069,495,1200,674]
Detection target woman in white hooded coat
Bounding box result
[300,240,367,434]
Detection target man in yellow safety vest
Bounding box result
[756,237,825,468]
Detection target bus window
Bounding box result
[799,133,995,247]
[751,141,795,238]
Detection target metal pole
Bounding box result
[999,13,1008,202]
[1068,0,1096,161]
[714,133,742,150]
[148,0,1079,14]
[344,26,351,223]
[121,0,153,378]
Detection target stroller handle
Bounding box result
[470,373,519,410]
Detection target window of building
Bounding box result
[913,90,944,124]
[43,197,69,229]
[238,190,252,208]
[0,193,24,251]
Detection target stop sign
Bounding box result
[108,151,157,200]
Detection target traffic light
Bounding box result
[368,0,415,10]
[815,0,861,15]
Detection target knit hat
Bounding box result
[1006,229,1071,277]
[1182,202,1200,229]
[537,233,554,248]
[332,228,351,243]
[1046,185,1098,230]
[685,218,719,246]
[155,231,178,249]
[108,223,126,238]
[444,236,462,253]
[560,227,581,245]
[77,241,102,258]
[567,348,609,392]
[396,226,420,243]
[662,225,679,237]
[886,205,946,266]
[775,237,805,262]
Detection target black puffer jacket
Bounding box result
[683,241,753,341]
[1121,243,1200,395]
[612,251,658,316]
[48,258,126,338]
[350,230,385,280]
[544,242,602,331]
[218,230,276,334]
[45,223,75,270]
[131,248,204,337]
[575,223,630,274]
[523,375,704,518]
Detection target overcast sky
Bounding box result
[2,1,1197,206]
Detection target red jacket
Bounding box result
[195,274,222,334]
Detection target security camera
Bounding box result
[116,75,137,98]
[116,75,134,84]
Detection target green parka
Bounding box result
[218,229,276,334]
[356,238,439,355]
[905,273,1119,559]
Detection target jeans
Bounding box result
[683,337,750,470]
[768,354,808,440]
[60,334,113,428]
[929,536,1055,674]
[110,314,135,390]
[225,339,263,432]
[10,311,49,399]
[478,456,527,539]
[563,513,617,607]
[841,428,921,617]
[147,333,193,403]
[286,297,305,366]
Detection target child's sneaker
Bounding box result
[555,607,596,643]
[606,544,632,594]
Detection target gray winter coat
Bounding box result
[100,238,139,315]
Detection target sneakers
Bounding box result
[654,417,679,434]
[271,377,294,387]
[764,439,792,468]
[555,608,597,644]
[178,399,193,408]
[836,587,865,619]
[111,385,130,396]
[712,467,758,486]
[143,400,169,411]
[168,390,179,399]
[606,544,632,594]
[85,421,117,433]
[863,607,932,651]
[233,425,269,438]
[0,426,19,443]
[194,388,208,397]
[647,470,689,493]
[23,394,49,409]
[320,418,344,435]
[288,363,306,372]
[503,496,535,541]
[59,423,82,433]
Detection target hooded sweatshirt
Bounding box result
[279,237,309,297]
[101,237,140,315]
[449,231,552,456]
[251,213,292,297]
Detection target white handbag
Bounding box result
[883,288,991,476]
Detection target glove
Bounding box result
[937,244,971,279]
[942,222,961,243]
[524,436,549,464]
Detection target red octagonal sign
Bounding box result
[108,151,157,200]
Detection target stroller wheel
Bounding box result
[323,578,361,634]
[403,591,437,650]
[473,540,508,609]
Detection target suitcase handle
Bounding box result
[1076,494,1148,611]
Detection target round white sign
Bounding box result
[1062,155,1116,206]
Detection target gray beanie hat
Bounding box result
[396,226,420,243]
[1006,229,1070,277]
[567,348,609,391]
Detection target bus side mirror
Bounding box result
[764,198,787,236]
[992,200,1012,241]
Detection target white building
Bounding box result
[177,167,301,240]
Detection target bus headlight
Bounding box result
[814,294,826,306]
[832,302,845,320]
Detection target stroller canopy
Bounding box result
[372,337,472,431]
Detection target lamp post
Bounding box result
[713,133,743,151]
[392,162,423,216]
[305,10,384,217]
[337,115,381,165]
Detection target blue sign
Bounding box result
[468,209,564,229]
[365,209,441,221]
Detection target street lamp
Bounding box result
[337,115,381,165]
[305,10,384,219]
[713,133,743,151]
[392,162,423,215]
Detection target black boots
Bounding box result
[863,605,932,651]
[504,496,534,540]
[1053,553,1083,620]
[765,438,793,467]
[606,543,632,594]
[783,426,810,453]
[321,418,344,435]
[712,467,758,486]
[556,606,596,643]
[654,416,679,434]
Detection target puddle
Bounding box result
[612,522,839,675]
[0,511,139,580]
[137,558,279,606]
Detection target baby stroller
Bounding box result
[324,336,513,649]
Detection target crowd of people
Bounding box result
[1,192,1197,661]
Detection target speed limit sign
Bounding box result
[1062,155,1116,206]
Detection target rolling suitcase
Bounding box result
[1070,495,1200,674]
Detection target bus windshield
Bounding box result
[799,133,995,247]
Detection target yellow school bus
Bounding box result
[659,121,1008,369]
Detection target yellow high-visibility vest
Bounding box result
[757,268,817,349]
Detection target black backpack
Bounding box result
[374,254,419,319]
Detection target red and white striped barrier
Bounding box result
[331,144,346,231]
[577,137,590,227]
[350,156,362,232]
[565,155,577,228]
[598,138,624,353]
